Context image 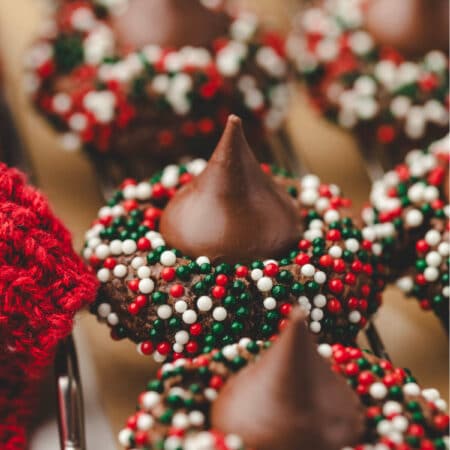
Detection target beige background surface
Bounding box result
[0,1,448,447]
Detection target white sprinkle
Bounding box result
[311,308,324,321]
[153,351,167,363]
[301,174,320,189]
[345,238,360,253]
[324,209,340,223]
[313,295,327,308]
[213,307,227,321]
[424,267,439,282]
[197,296,213,312]
[377,419,393,436]
[382,401,402,416]
[182,310,197,324]
[257,277,273,292]
[137,266,151,279]
[122,239,137,255]
[123,185,136,200]
[251,268,263,281]
[301,188,319,206]
[423,186,439,202]
[140,391,160,410]
[160,250,177,266]
[137,413,154,431]
[263,297,277,310]
[403,383,421,396]
[405,209,423,227]
[425,229,441,246]
[139,278,155,294]
[97,268,110,283]
[175,331,189,345]
[109,240,123,255]
[314,271,327,284]
[95,244,110,259]
[161,165,180,188]
[422,388,440,401]
[301,264,315,277]
[349,311,362,323]
[204,388,218,401]
[173,413,189,429]
[408,183,425,203]
[175,301,188,313]
[118,429,133,447]
[189,411,205,427]
[131,256,145,269]
[438,241,449,256]
[196,256,210,265]
[97,303,111,318]
[370,382,388,399]
[426,251,442,267]
[107,313,119,326]
[396,276,413,293]
[157,305,172,319]
[317,343,332,358]
[113,264,127,278]
[329,245,343,258]
[135,182,152,200]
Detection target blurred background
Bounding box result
[0,1,448,448]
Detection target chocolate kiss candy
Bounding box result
[111,0,230,50]
[365,0,449,57]
[211,309,365,450]
[160,115,301,264]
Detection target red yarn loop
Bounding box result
[0,163,98,449]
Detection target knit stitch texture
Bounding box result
[0,163,98,449]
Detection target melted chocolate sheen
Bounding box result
[160,115,301,264]
[111,0,231,50]
[211,309,366,450]
[366,0,449,57]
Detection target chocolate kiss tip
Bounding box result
[160,116,301,264]
[227,114,241,125]
[211,307,366,450]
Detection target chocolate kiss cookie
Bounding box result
[118,311,450,449]
[289,0,449,156]
[26,0,290,159]
[160,115,301,264]
[84,118,385,362]
[363,135,449,329]
[111,0,230,50]
[211,309,365,450]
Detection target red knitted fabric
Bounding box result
[0,163,98,449]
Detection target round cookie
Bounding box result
[25,0,290,162]
[118,313,450,450]
[83,117,386,362]
[396,217,449,329]
[287,0,449,160]
[362,135,449,326]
